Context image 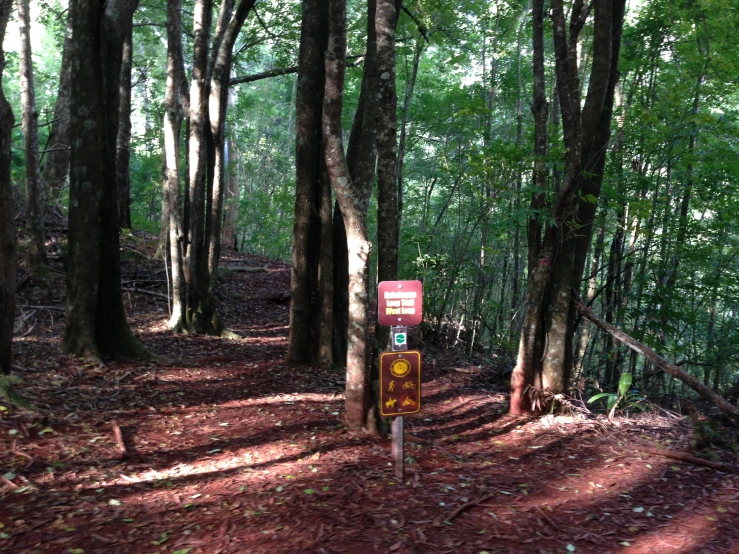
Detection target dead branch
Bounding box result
[643,447,736,473]
[221,265,268,273]
[535,505,561,531]
[111,419,127,459]
[122,287,171,301]
[574,293,739,423]
[446,492,495,521]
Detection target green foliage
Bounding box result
[588,374,646,420]
[0,375,29,409]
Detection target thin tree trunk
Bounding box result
[396,34,421,229]
[205,0,257,335]
[222,140,239,249]
[318,160,334,370]
[374,0,401,354]
[288,0,329,365]
[117,27,133,229]
[0,1,15,375]
[17,0,46,269]
[164,0,187,333]
[324,0,374,433]
[41,7,73,209]
[185,0,213,331]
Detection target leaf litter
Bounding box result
[1,245,738,553]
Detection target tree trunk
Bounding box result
[318,161,334,370]
[510,0,626,414]
[17,0,47,269]
[0,1,15,375]
[222,139,239,250]
[117,27,133,230]
[164,0,188,333]
[324,0,375,433]
[288,0,329,365]
[374,0,401,354]
[64,0,144,359]
[41,7,73,209]
[185,0,213,332]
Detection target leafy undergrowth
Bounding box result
[2,245,739,554]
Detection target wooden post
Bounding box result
[392,415,404,480]
[391,324,404,480]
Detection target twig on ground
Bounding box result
[643,447,736,473]
[446,492,496,521]
[111,419,127,459]
[122,287,171,301]
[535,505,561,531]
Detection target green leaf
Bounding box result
[173,549,193,554]
[587,392,615,404]
[303,488,315,495]
[618,373,633,396]
[3,472,15,480]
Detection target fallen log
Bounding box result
[221,265,268,273]
[574,293,739,423]
[643,447,736,473]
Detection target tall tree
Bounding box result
[374,0,402,353]
[287,0,329,366]
[324,0,380,432]
[0,0,15,375]
[63,0,145,358]
[17,0,46,268]
[510,0,627,413]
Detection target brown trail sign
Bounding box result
[380,351,421,417]
[377,281,424,480]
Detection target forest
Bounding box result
[0,0,738,552]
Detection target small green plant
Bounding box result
[588,373,646,420]
[0,374,29,410]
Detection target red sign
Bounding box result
[380,351,421,417]
[377,280,423,327]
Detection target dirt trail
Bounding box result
[2,247,738,553]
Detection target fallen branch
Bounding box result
[446,492,495,521]
[574,293,739,422]
[535,505,561,531]
[221,265,268,273]
[111,419,127,459]
[643,447,736,473]
[122,287,171,301]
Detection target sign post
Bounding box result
[378,281,423,481]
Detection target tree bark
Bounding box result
[117,27,133,229]
[64,0,145,359]
[185,0,214,332]
[324,0,374,433]
[164,0,188,333]
[575,296,739,422]
[0,1,15,375]
[510,0,626,414]
[374,0,401,353]
[17,0,47,269]
[288,0,329,365]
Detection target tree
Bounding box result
[41,7,73,210]
[17,0,47,269]
[510,0,627,414]
[117,27,134,229]
[165,0,256,335]
[63,0,145,359]
[287,0,329,366]
[0,0,15,375]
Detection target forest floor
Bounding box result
[2,238,739,554]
